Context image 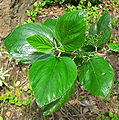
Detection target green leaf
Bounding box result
[26,10,31,16]
[43,19,57,36]
[79,56,114,98]
[9,99,15,104]
[108,43,119,52]
[55,10,87,51]
[4,23,54,64]
[43,19,59,46]
[16,101,23,106]
[89,12,112,47]
[33,2,38,7]
[88,1,92,7]
[23,98,31,105]
[109,112,114,118]
[29,55,77,107]
[26,34,53,52]
[81,45,95,52]
[42,81,76,115]
[0,116,3,120]
[27,18,33,23]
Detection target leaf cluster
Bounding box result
[23,1,43,24]
[4,10,114,115]
[0,85,32,107]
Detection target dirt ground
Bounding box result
[0,1,119,120]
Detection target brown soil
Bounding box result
[0,1,119,120]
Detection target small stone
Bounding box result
[41,15,46,17]
[83,107,89,113]
[19,113,22,116]
[6,111,11,117]
[22,85,28,91]
[49,11,53,14]
[113,96,117,100]
[92,106,99,113]
[86,31,89,36]
[99,5,103,9]
[69,100,77,104]
[15,81,20,87]
[45,12,48,15]
[83,100,95,106]
[54,7,57,10]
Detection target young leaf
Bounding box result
[79,56,114,98]
[43,19,60,47]
[29,55,77,107]
[108,43,119,52]
[43,19,57,35]
[33,2,38,7]
[55,10,87,51]
[26,10,31,16]
[42,81,76,115]
[26,34,53,52]
[4,23,54,64]
[88,12,112,47]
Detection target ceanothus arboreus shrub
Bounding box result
[5,10,114,115]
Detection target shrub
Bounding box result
[4,10,114,115]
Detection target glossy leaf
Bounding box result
[42,81,76,115]
[29,55,77,107]
[43,19,59,45]
[89,12,112,47]
[26,34,53,52]
[89,22,97,36]
[79,56,114,98]
[108,43,119,52]
[43,19,57,35]
[4,23,54,64]
[55,10,87,51]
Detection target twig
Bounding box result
[57,52,61,57]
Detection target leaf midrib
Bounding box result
[89,59,100,88]
[40,58,59,106]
